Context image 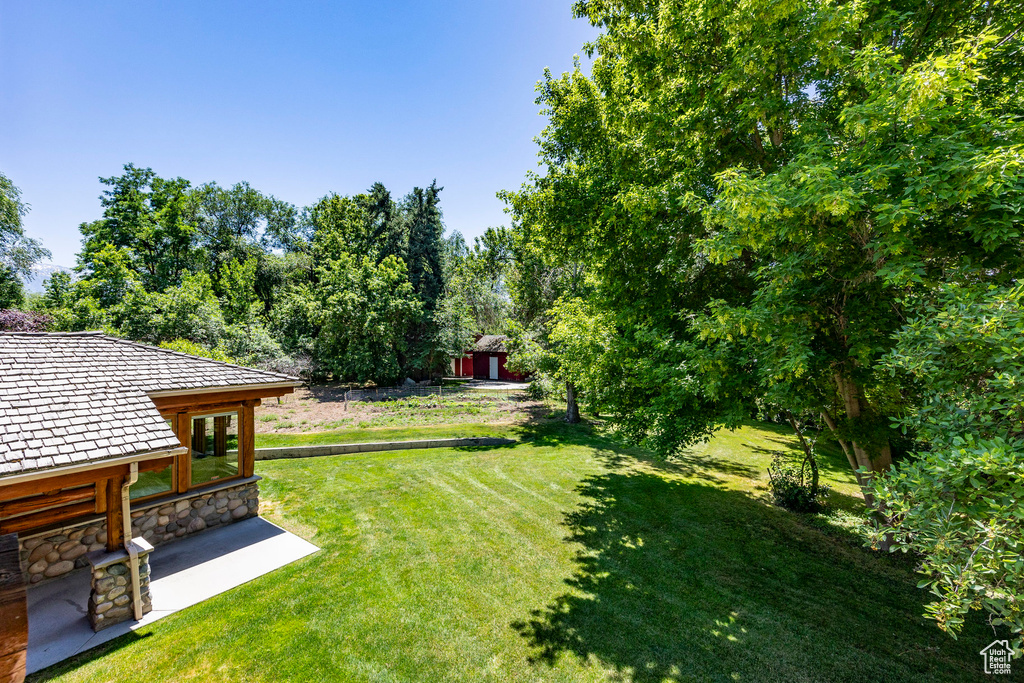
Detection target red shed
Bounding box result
[450,353,474,377]
[471,335,527,382]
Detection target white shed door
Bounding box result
[489,356,499,380]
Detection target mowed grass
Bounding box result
[254,422,520,448]
[32,422,995,682]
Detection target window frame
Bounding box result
[185,408,244,490]
[148,403,251,505]
[130,458,177,504]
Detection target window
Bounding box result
[191,412,240,486]
[132,420,175,500]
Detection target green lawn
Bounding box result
[33,422,994,682]
[255,422,521,448]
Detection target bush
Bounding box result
[526,376,555,400]
[0,308,52,331]
[158,339,235,363]
[767,454,830,513]
[220,323,286,367]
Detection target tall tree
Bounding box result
[507,0,1024,494]
[363,182,406,263]
[313,253,421,384]
[404,181,445,310]
[0,171,50,300]
[82,164,195,291]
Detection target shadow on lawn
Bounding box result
[28,632,152,683]
[512,462,994,683]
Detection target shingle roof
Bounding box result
[473,335,509,354]
[0,332,301,477]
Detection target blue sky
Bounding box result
[0,1,597,267]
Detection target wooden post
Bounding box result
[192,418,206,455]
[106,474,125,552]
[241,402,256,478]
[175,412,191,493]
[0,533,27,683]
[95,479,108,514]
[214,416,227,458]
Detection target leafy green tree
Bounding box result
[313,253,421,384]
[81,164,196,290]
[441,230,510,336]
[871,282,1024,649]
[308,193,372,259]
[269,283,320,358]
[432,283,478,362]
[402,181,448,375]
[77,244,140,309]
[0,171,50,278]
[221,256,262,325]
[0,267,24,309]
[117,272,226,347]
[42,271,74,309]
[158,339,236,363]
[191,180,296,291]
[220,322,286,368]
[508,0,1024,495]
[363,182,406,264]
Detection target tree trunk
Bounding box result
[565,382,580,424]
[820,410,861,478]
[834,374,893,473]
[787,415,819,496]
[826,374,894,509]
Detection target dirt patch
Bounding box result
[255,385,548,433]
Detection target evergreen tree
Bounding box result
[404,181,444,311]
[363,182,406,263]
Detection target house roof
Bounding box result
[472,335,509,354]
[0,332,301,478]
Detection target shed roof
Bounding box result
[472,335,509,354]
[0,332,300,478]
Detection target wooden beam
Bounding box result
[0,464,129,503]
[0,501,97,536]
[138,456,174,473]
[175,412,191,494]
[157,401,243,419]
[151,386,294,413]
[0,533,27,683]
[95,479,107,514]
[241,403,256,478]
[0,486,94,519]
[106,475,125,551]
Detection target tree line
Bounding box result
[0,165,508,385]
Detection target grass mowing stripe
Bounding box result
[33,421,994,683]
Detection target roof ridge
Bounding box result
[0,330,104,337]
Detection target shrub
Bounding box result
[0,308,52,331]
[767,454,830,513]
[158,339,235,363]
[221,323,286,367]
[526,376,554,400]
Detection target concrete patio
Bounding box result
[26,516,318,675]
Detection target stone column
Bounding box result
[85,538,154,631]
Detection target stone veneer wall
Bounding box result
[18,478,259,584]
[88,541,153,631]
